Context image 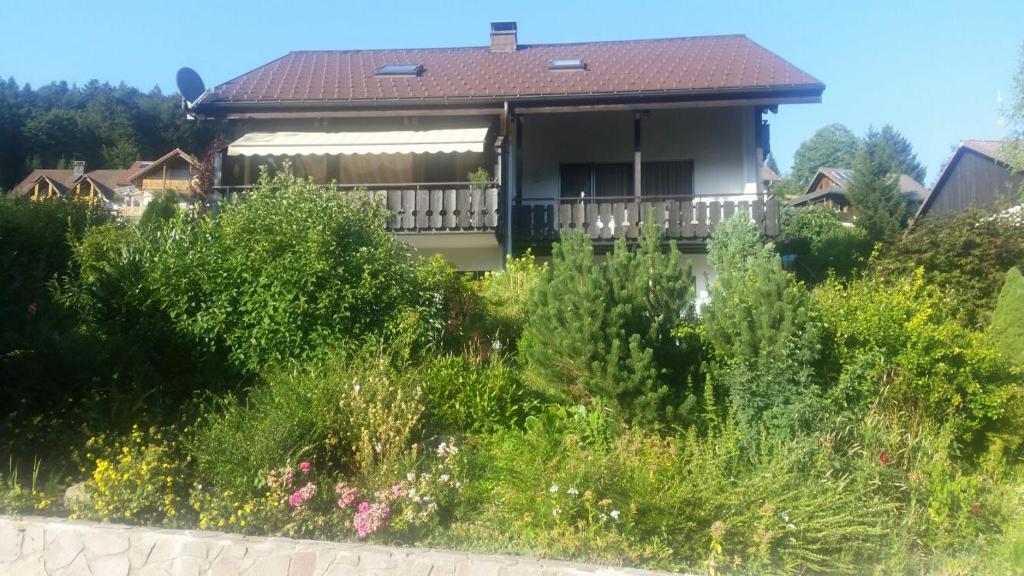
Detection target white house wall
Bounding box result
[520,106,758,200]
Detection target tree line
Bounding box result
[0,77,220,191]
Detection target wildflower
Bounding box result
[27,302,37,316]
[566,487,579,496]
[391,484,406,498]
[552,508,561,517]
[437,442,448,455]
[353,384,361,394]
[299,461,312,473]
[439,474,450,483]
[549,484,559,493]
[335,484,358,509]
[280,468,295,489]
[407,472,416,482]
[609,510,620,520]
[709,520,725,539]
[970,503,982,515]
[879,451,891,465]
[288,482,317,507]
[352,502,390,538]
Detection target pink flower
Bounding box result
[299,461,312,473]
[335,484,358,509]
[27,302,38,316]
[352,502,390,538]
[288,482,317,507]
[280,468,295,489]
[879,451,891,465]
[391,483,406,498]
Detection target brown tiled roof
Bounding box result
[9,169,77,199]
[961,139,1003,160]
[205,35,823,106]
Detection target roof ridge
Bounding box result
[283,34,750,55]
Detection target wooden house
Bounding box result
[913,140,1023,221]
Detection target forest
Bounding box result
[0,78,219,191]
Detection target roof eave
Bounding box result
[194,84,825,118]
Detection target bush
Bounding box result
[520,223,697,427]
[813,270,1022,454]
[703,215,827,441]
[421,355,539,434]
[989,267,1024,364]
[191,347,426,495]
[776,205,872,283]
[137,190,180,229]
[873,208,1024,328]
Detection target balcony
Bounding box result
[211,185,780,245]
[513,194,780,246]
[213,182,501,234]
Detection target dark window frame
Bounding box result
[558,160,694,199]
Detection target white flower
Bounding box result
[610,510,620,520]
[455,481,463,490]
[407,472,416,482]
[437,442,448,455]
[440,474,450,483]
[566,487,579,496]
[549,484,559,493]
[552,507,561,516]
[353,384,361,394]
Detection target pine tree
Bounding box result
[848,129,908,242]
[989,267,1024,365]
[520,221,695,426]
[874,125,926,183]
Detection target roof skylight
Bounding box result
[375,64,424,77]
[548,59,586,71]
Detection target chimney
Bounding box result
[73,160,86,179]
[490,21,517,52]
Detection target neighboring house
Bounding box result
[913,139,1024,222]
[787,167,926,221]
[122,148,202,219]
[190,22,824,297]
[8,149,201,221]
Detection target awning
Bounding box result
[226,128,489,156]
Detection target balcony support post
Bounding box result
[633,112,642,198]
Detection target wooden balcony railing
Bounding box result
[213,182,500,234]
[513,194,780,243]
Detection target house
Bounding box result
[8,149,202,221]
[189,22,824,297]
[121,148,203,219]
[913,139,1023,222]
[787,166,926,221]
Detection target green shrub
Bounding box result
[813,270,1022,454]
[421,355,539,434]
[989,267,1024,364]
[520,222,696,427]
[191,347,426,494]
[137,190,180,229]
[474,251,546,351]
[776,205,871,283]
[874,208,1024,328]
[703,215,827,441]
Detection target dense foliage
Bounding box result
[775,205,872,283]
[873,208,1024,328]
[989,267,1024,365]
[789,123,863,186]
[3,179,1023,574]
[0,78,219,191]
[521,222,697,427]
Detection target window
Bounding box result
[375,64,424,77]
[559,160,693,199]
[549,59,586,71]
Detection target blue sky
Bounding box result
[1,0,1021,184]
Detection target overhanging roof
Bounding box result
[226,128,490,156]
[198,35,824,115]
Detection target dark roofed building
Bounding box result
[788,167,926,221]
[913,139,1023,222]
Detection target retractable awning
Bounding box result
[226,128,489,156]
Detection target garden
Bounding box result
[1,171,1023,575]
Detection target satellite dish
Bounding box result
[176,67,206,105]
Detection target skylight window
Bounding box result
[375,64,424,77]
[549,59,586,71]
